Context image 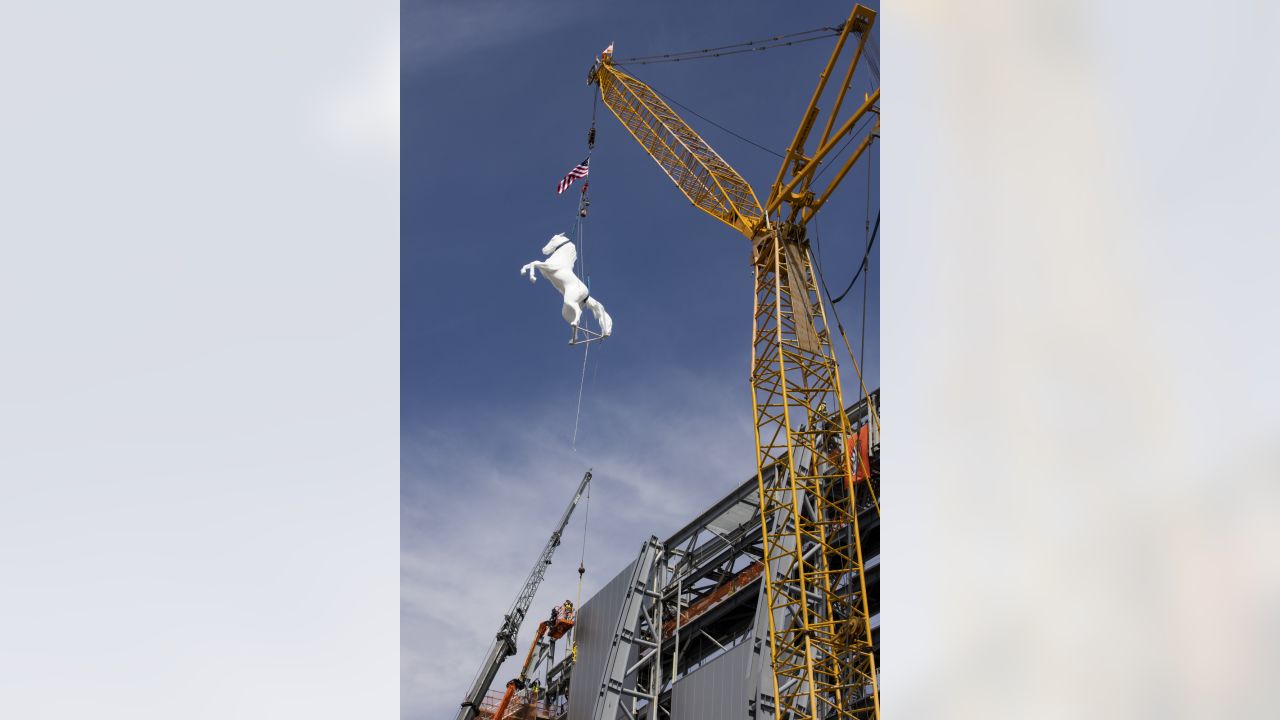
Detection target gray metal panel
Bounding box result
[567,559,637,720]
[671,639,754,720]
[747,577,774,718]
[707,502,756,536]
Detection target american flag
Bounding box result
[556,158,589,194]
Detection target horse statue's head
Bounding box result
[542,233,573,256]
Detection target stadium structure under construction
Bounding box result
[472,391,879,720]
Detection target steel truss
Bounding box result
[749,223,878,719]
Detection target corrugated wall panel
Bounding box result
[567,559,637,720]
[671,639,753,720]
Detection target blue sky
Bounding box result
[401,1,878,716]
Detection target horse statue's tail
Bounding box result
[585,297,612,337]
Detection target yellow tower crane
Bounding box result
[588,5,879,719]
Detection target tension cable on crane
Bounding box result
[859,148,874,380]
[808,116,880,438]
[811,235,881,511]
[829,212,880,302]
[811,217,881,441]
[790,79,879,431]
[808,101,879,302]
[863,33,880,81]
[611,25,843,66]
[624,70,786,159]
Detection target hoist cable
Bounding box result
[864,34,880,82]
[860,238,869,404]
[571,91,600,451]
[576,479,590,607]
[613,25,842,65]
[859,144,873,383]
[571,478,591,669]
[576,90,599,279]
[613,34,840,66]
[810,244,881,512]
[805,108,877,304]
[810,220,881,439]
[571,295,591,451]
[812,110,878,185]
[831,213,878,304]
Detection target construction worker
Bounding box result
[562,599,575,622]
[549,604,559,625]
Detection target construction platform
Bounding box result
[476,688,555,720]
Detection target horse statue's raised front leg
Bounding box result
[519,261,546,283]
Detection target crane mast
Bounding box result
[454,471,592,720]
[589,5,880,718]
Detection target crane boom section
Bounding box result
[594,61,763,238]
[455,471,592,720]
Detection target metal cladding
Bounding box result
[671,640,754,720]
[567,559,637,720]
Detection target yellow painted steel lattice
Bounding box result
[589,5,879,716]
[750,224,878,719]
[595,61,763,238]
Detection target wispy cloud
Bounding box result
[401,365,754,718]
[402,0,586,72]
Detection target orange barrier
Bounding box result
[847,425,871,483]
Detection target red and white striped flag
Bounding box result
[556,158,589,194]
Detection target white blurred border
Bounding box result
[886,1,1279,717]
[0,3,398,718]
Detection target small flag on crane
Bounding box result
[601,42,614,57]
[557,158,590,195]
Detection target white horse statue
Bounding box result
[520,233,613,340]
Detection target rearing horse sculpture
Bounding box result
[520,233,613,341]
